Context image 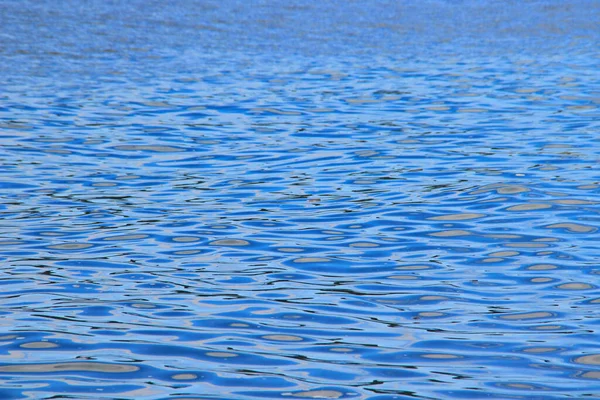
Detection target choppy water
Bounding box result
[1,1,600,399]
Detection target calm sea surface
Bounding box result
[1,1,600,399]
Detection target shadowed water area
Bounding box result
[1,0,600,399]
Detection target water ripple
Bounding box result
[1,0,600,398]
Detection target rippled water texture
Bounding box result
[1,1,600,399]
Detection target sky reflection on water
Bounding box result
[1,1,600,399]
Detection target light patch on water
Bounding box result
[47,243,93,250]
[172,373,197,380]
[420,296,447,301]
[530,278,553,283]
[262,335,304,342]
[581,371,600,380]
[578,184,599,190]
[172,236,201,242]
[329,348,353,352]
[389,275,419,280]
[420,312,446,318]
[506,204,552,211]
[173,249,202,255]
[421,353,461,359]
[114,145,185,152]
[531,325,563,330]
[556,283,593,290]
[534,237,559,242]
[499,312,553,320]
[205,352,238,358]
[574,355,600,365]
[553,199,596,205]
[429,230,471,237]
[395,265,432,270]
[282,390,344,399]
[92,182,117,187]
[349,242,379,247]
[251,108,302,115]
[0,362,139,373]
[102,234,148,241]
[481,258,504,263]
[277,248,305,253]
[131,303,156,309]
[515,88,540,93]
[484,234,522,239]
[545,223,597,233]
[209,239,249,246]
[252,308,277,315]
[293,257,331,263]
[20,342,58,349]
[527,264,558,271]
[504,383,543,390]
[489,251,519,257]
[428,213,486,221]
[504,242,548,248]
[522,347,558,353]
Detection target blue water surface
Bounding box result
[1,1,600,399]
